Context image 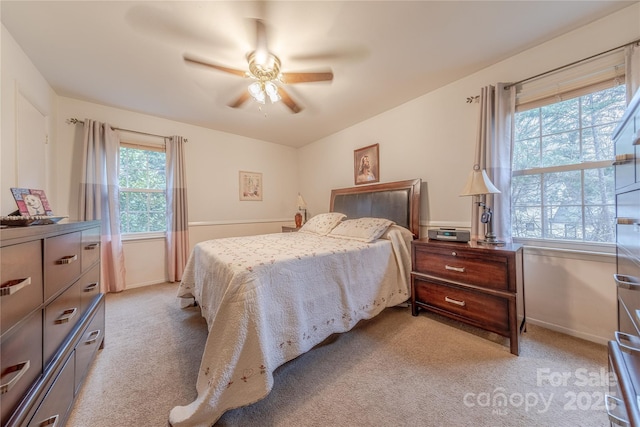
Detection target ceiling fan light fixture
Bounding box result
[265,81,280,103]
[248,82,266,104]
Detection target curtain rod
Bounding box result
[504,37,640,90]
[66,118,187,142]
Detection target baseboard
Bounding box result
[126,280,169,290]
[526,317,609,346]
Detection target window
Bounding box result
[118,144,166,234]
[511,85,626,244]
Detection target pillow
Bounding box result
[299,212,346,235]
[380,224,414,241]
[328,217,395,243]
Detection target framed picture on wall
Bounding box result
[354,143,380,185]
[239,171,263,201]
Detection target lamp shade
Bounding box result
[297,193,307,209]
[459,169,501,196]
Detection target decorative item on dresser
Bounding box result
[411,239,525,355]
[1,221,104,427]
[607,88,640,426]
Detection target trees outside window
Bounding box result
[511,85,626,244]
[118,145,166,234]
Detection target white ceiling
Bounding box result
[1,1,634,147]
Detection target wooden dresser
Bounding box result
[411,239,525,355]
[607,88,640,426]
[1,221,104,427]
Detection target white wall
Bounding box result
[297,4,640,344]
[1,25,57,214]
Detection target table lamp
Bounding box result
[460,166,504,245]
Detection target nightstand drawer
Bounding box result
[413,277,510,335]
[413,245,509,291]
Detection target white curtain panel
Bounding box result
[166,135,190,282]
[80,120,126,293]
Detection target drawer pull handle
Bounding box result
[445,296,466,307]
[55,308,78,324]
[84,243,99,250]
[615,331,640,355]
[614,274,640,290]
[445,265,465,273]
[85,329,101,345]
[0,360,30,395]
[617,217,638,225]
[605,394,630,426]
[0,277,31,297]
[36,414,59,427]
[56,254,78,265]
[84,282,99,292]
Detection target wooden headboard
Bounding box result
[329,179,421,239]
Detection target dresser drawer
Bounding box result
[413,277,510,335]
[0,310,43,425]
[616,258,640,336]
[607,340,640,426]
[43,279,82,367]
[1,240,43,335]
[27,354,75,427]
[617,190,640,260]
[79,263,101,315]
[75,298,105,394]
[413,244,510,291]
[81,227,100,273]
[44,231,82,302]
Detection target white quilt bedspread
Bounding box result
[169,228,412,426]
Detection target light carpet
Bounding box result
[67,282,611,427]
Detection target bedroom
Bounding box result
[1,1,639,426]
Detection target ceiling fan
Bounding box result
[184,19,334,114]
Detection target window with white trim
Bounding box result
[511,84,626,244]
[118,143,167,234]
[510,49,628,245]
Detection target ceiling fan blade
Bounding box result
[278,87,303,114]
[281,71,334,84]
[184,55,247,77]
[255,19,269,56]
[289,46,370,63]
[228,91,251,109]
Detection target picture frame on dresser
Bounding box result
[10,188,54,216]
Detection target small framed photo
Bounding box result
[239,171,263,201]
[354,143,379,185]
[11,188,54,216]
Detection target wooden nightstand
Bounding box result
[281,226,301,233]
[411,239,525,355]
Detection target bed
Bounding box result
[169,179,421,427]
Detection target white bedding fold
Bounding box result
[170,229,412,426]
